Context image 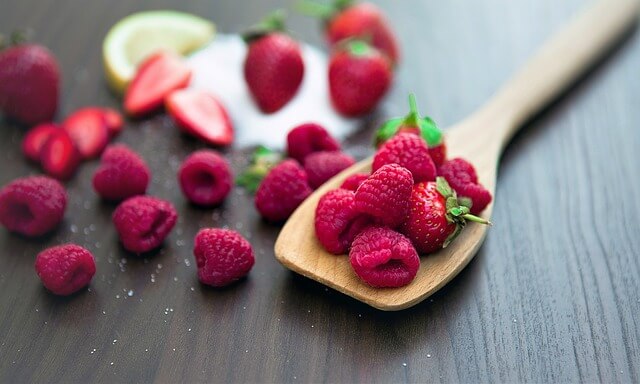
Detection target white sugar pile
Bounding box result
[187,34,359,149]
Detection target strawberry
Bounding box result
[400,177,490,254]
[374,94,447,167]
[124,51,192,117]
[166,89,234,147]
[243,11,304,113]
[62,108,110,159]
[301,0,400,65]
[328,40,392,116]
[40,130,81,181]
[0,36,60,126]
[22,123,59,162]
[98,107,123,138]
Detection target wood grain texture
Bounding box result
[276,0,639,311]
[1,0,639,382]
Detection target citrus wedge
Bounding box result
[103,10,215,94]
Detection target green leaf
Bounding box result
[419,117,443,147]
[374,117,403,147]
[443,224,463,248]
[445,196,458,212]
[458,196,473,209]
[243,10,287,43]
[436,176,454,198]
[236,167,266,193]
[237,146,283,193]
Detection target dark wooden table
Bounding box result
[1,0,639,382]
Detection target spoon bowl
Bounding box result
[274,0,640,310]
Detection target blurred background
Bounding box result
[1,1,639,383]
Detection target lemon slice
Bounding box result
[103,10,215,94]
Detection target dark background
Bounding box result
[1,0,639,382]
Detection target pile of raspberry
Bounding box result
[314,131,492,288]
[0,144,253,295]
[254,123,356,222]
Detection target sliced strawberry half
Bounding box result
[124,51,192,117]
[103,108,124,137]
[40,130,81,180]
[22,123,59,162]
[166,89,233,146]
[62,108,110,159]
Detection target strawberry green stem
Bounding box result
[296,0,334,19]
[243,10,287,43]
[297,0,353,20]
[402,93,421,128]
[347,39,371,56]
[462,214,492,226]
[0,30,28,51]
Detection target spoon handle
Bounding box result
[479,0,639,150]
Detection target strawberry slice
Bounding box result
[22,123,59,162]
[124,51,192,117]
[102,108,124,137]
[72,107,123,137]
[40,130,81,180]
[62,108,110,159]
[166,89,233,146]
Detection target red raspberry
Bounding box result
[92,144,151,201]
[255,159,313,222]
[373,133,436,183]
[349,226,420,288]
[354,164,413,227]
[178,150,232,207]
[304,151,355,189]
[112,196,177,253]
[438,158,492,214]
[0,176,66,237]
[339,172,369,191]
[35,244,96,296]
[193,228,255,287]
[286,122,341,163]
[429,142,447,168]
[315,189,372,254]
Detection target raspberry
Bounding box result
[438,158,492,214]
[354,164,413,227]
[304,151,356,189]
[372,133,436,183]
[255,159,313,222]
[112,196,177,253]
[349,226,420,288]
[0,176,66,237]
[193,228,255,287]
[178,150,232,207]
[315,189,372,254]
[35,244,96,295]
[429,142,447,168]
[286,123,341,163]
[92,144,151,201]
[339,173,369,191]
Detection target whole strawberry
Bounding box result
[0,35,60,126]
[329,40,392,116]
[302,0,400,65]
[374,94,447,167]
[400,177,490,254]
[243,11,304,113]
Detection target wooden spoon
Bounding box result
[275,0,640,310]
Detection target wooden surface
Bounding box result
[1,0,639,382]
[276,0,640,311]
